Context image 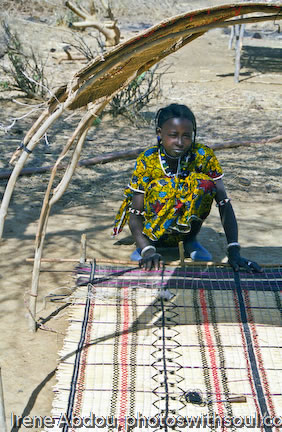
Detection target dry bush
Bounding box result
[1,0,62,17]
[0,22,49,98]
[65,33,106,60]
[108,64,166,126]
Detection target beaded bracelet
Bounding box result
[216,198,231,207]
[141,245,156,257]
[128,207,145,217]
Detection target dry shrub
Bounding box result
[0,21,49,98]
[108,64,166,126]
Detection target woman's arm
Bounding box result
[129,192,163,270]
[128,192,150,250]
[214,178,238,244]
[215,179,261,272]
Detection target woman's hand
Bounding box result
[228,245,262,273]
[139,249,164,271]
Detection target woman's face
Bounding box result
[158,117,193,158]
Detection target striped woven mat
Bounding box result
[50,264,282,431]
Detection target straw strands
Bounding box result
[49,263,282,431]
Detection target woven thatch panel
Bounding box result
[46,3,281,111]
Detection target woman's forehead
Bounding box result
[161,117,193,131]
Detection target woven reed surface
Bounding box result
[49,264,282,431]
[47,3,282,110]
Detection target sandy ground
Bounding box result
[0,1,281,431]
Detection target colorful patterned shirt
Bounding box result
[113,142,223,238]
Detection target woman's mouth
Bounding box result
[173,149,184,155]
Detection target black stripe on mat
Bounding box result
[160,296,169,432]
[62,260,96,432]
[108,287,121,431]
[233,271,271,432]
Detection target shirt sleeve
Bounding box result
[128,152,152,193]
[203,147,224,180]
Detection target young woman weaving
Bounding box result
[113,103,261,272]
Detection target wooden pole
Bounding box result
[178,241,185,267]
[80,234,87,264]
[2,134,281,181]
[0,148,144,179]
[25,257,282,268]
[9,110,49,165]
[0,368,7,432]
[234,23,245,83]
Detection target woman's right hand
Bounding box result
[139,250,164,271]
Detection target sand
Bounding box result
[0,1,281,430]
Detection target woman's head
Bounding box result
[155,103,197,158]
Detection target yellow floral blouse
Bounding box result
[113,142,223,242]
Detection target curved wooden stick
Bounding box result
[29,99,110,332]
[29,119,92,332]
[9,109,49,165]
[0,104,65,240]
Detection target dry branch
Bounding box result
[65,0,120,47]
[25,257,282,268]
[1,136,281,180]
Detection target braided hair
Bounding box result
[155,103,197,143]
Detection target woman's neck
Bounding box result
[162,146,181,161]
[161,146,180,173]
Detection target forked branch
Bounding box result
[65,0,120,47]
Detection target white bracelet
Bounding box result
[141,245,156,257]
[227,242,240,250]
[216,198,231,207]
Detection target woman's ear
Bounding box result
[156,127,162,144]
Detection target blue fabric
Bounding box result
[184,240,212,261]
[130,248,142,261]
[131,242,211,262]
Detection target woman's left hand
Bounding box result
[228,245,262,273]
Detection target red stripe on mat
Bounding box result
[118,286,130,431]
[199,289,226,432]
[243,290,279,432]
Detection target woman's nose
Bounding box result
[176,136,184,146]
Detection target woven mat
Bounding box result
[50,264,282,431]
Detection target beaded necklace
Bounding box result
[158,144,193,178]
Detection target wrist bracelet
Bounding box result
[129,207,145,217]
[141,245,156,257]
[227,242,240,250]
[216,198,231,207]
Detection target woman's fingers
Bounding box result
[139,253,163,271]
[247,260,263,273]
[228,258,239,272]
[229,256,262,273]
